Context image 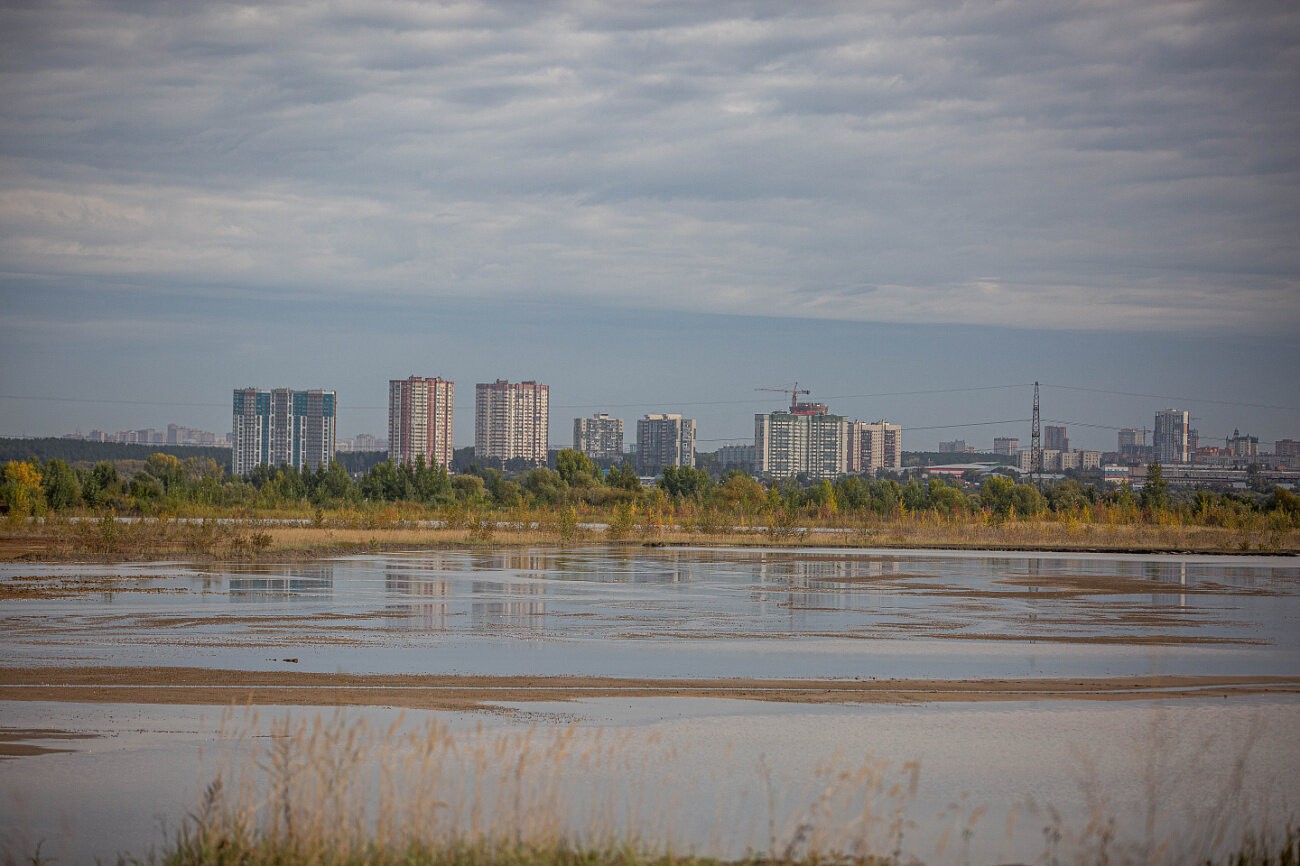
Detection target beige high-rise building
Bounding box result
[388,376,455,470]
[847,421,903,474]
[475,379,549,465]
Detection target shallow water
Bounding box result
[2,547,1299,864]
[2,696,1297,865]
[2,546,1299,678]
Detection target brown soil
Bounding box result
[1,666,1296,713]
[0,727,97,758]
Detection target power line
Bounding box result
[1041,383,1300,413]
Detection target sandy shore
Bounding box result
[2,666,1297,712]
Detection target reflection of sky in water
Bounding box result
[2,697,1297,866]
[2,548,1298,678]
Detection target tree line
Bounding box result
[2,450,1298,529]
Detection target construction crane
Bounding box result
[756,383,811,413]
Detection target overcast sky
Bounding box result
[1,0,1297,451]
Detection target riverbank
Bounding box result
[2,516,1297,561]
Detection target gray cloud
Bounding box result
[2,0,1298,333]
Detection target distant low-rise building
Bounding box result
[1226,428,1259,460]
[715,444,756,475]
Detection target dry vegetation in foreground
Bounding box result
[1,510,1298,562]
[19,711,1291,866]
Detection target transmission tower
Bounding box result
[1031,381,1042,488]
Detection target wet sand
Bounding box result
[2,666,1297,712]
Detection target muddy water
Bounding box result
[2,546,1299,864]
[2,547,1298,678]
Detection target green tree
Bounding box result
[411,455,452,504]
[1139,462,1170,512]
[523,468,567,505]
[660,465,713,501]
[81,462,123,509]
[41,459,82,510]
[451,474,486,505]
[605,464,642,492]
[314,459,354,505]
[555,449,598,488]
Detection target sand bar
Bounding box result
[2,666,1297,712]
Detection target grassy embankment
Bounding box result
[74,712,1300,866]
[2,506,1298,561]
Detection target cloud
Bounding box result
[1,0,1297,333]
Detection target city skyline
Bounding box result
[1,3,1296,452]
[12,366,1300,455]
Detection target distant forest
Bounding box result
[0,437,396,475]
[0,437,233,469]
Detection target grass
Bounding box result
[2,509,1298,562]
[14,711,1282,866]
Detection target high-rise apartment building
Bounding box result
[755,410,848,480]
[993,437,1019,457]
[573,413,624,463]
[1154,409,1190,464]
[475,380,549,465]
[1044,425,1069,453]
[847,421,902,474]
[636,414,696,476]
[232,387,336,476]
[388,376,455,470]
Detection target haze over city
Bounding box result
[1,1,1297,450]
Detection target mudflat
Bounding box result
[2,666,1297,712]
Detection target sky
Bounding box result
[1,0,1297,452]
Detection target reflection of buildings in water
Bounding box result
[472,580,546,628]
[385,565,454,630]
[756,554,908,587]
[228,564,334,598]
[752,555,913,614]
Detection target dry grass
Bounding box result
[161,711,922,866]
[115,711,1299,866]
[1,511,1296,563]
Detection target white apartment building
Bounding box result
[755,411,848,480]
[475,379,549,465]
